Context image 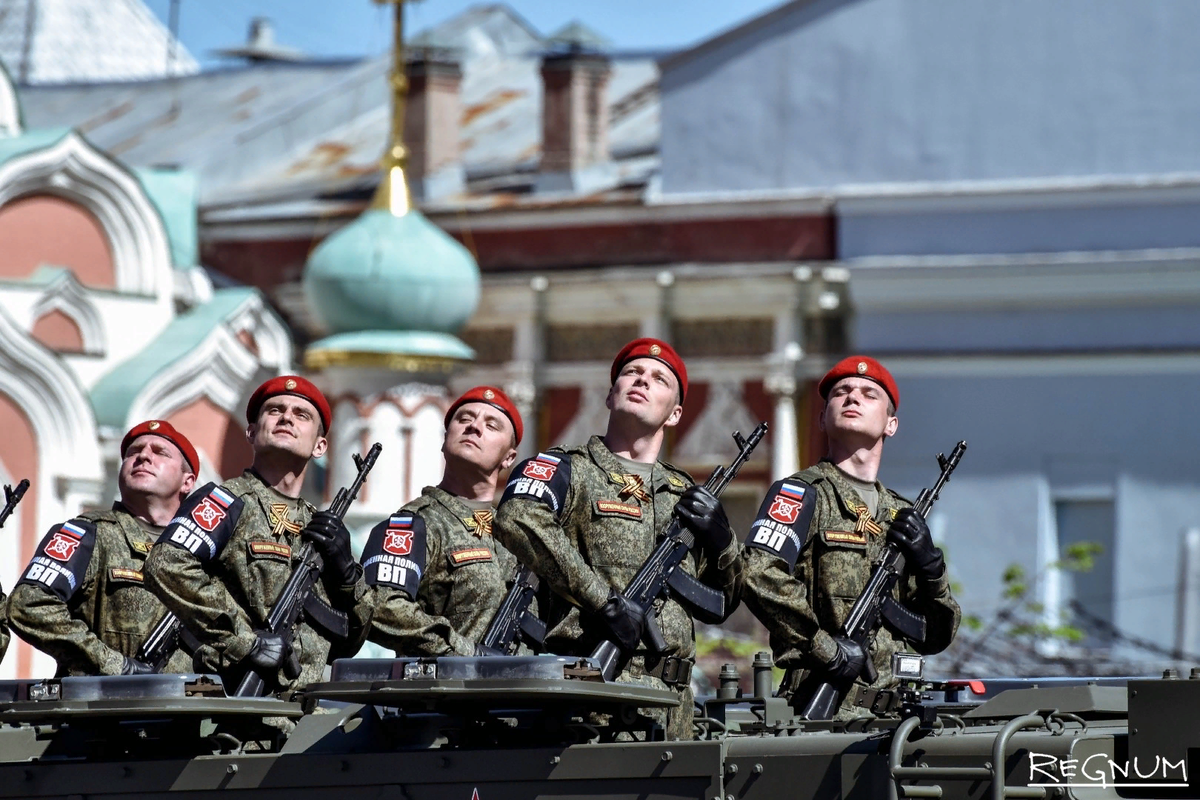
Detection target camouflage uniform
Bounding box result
[742,460,960,720]
[0,585,9,664]
[144,471,371,692]
[362,487,523,656]
[495,436,743,740]
[7,507,193,676]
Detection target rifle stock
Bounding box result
[233,443,381,697]
[795,441,966,720]
[589,423,767,681]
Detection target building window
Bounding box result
[460,327,514,365]
[674,317,774,358]
[545,323,639,363]
[1054,498,1116,648]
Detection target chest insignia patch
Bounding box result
[130,539,152,554]
[595,500,643,519]
[612,473,651,504]
[824,529,868,546]
[109,567,144,582]
[268,503,303,537]
[450,547,493,565]
[667,475,685,488]
[463,509,494,538]
[249,540,292,559]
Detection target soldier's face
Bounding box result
[820,377,898,443]
[248,396,328,461]
[119,434,196,501]
[606,357,684,430]
[442,402,518,474]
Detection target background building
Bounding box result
[4,0,1200,676]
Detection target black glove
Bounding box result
[597,591,647,652]
[887,508,945,580]
[825,636,867,682]
[245,631,302,681]
[474,644,503,657]
[120,656,154,675]
[302,511,360,585]
[675,485,733,554]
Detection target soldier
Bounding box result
[361,386,525,656]
[1,584,9,664]
[741,356,960,720]
[7,421,198,676]
[144,376,370,692]
[495,338,740,740]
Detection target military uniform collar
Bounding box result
[109,503,158,553]
[422,486,496,537]
[816,460,888,522]
[586,435,686,495]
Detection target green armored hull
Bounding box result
[0,657,1193,800]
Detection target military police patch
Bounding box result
[362,514,425,599]
[745,478,818,571]
[502,452,572,515]
[17,518,98,601]
[158,483,244,563]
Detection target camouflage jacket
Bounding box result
[741,460,960,717]
[362,486,523,656]
[0,585,8,665]
[144,471,371,692]
[7,507,193,676]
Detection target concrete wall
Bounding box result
[661,0,1200,195]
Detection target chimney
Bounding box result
[405,52,465,202]
[537,47,615,194]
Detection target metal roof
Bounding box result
[0,0,198,85]
[15,4,661,211]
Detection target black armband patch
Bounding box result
[361,513,425,598]
[17,518,98,601]
[744,479,817,571]
[156,483,243,563]
[500,452,572,515]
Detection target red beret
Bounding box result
[819,356,899,409]
[246,375,332,432]
[445,386,523,445]
[610,338,688,402]
[121,420,200,473]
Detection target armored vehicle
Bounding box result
[0,654,1194,800]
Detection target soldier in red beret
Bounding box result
[361,386,533,657]
[495,339,740,740]
[145,376,371,693]
[741,356,960,720]
[7,421,199,675]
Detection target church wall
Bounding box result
[166,395,254,482]
[0,195,116,288]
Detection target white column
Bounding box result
[764,342,802,481]
[1178,528,1200,656]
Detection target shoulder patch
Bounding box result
[17,518,98,601]
[362,514,425,599]
[156,483,244,563]
[744,479,818,572]
[449,547,493,566]
[501,452,573,516]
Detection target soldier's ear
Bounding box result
[179,469,197,497]
[884,414,899,438]
[662,402,684,429]
[311,435,328,460]
[500,447,518,472]
[245,423,255,442]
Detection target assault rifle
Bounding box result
[795,440,967,721]
[233,443,382,698]
[590,423,767,681]
[0,479,29,528]
[479,565,546,654]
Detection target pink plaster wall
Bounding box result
[0,195,116,289]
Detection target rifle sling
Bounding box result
[666,568,725,621]
[303,594,351,641]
